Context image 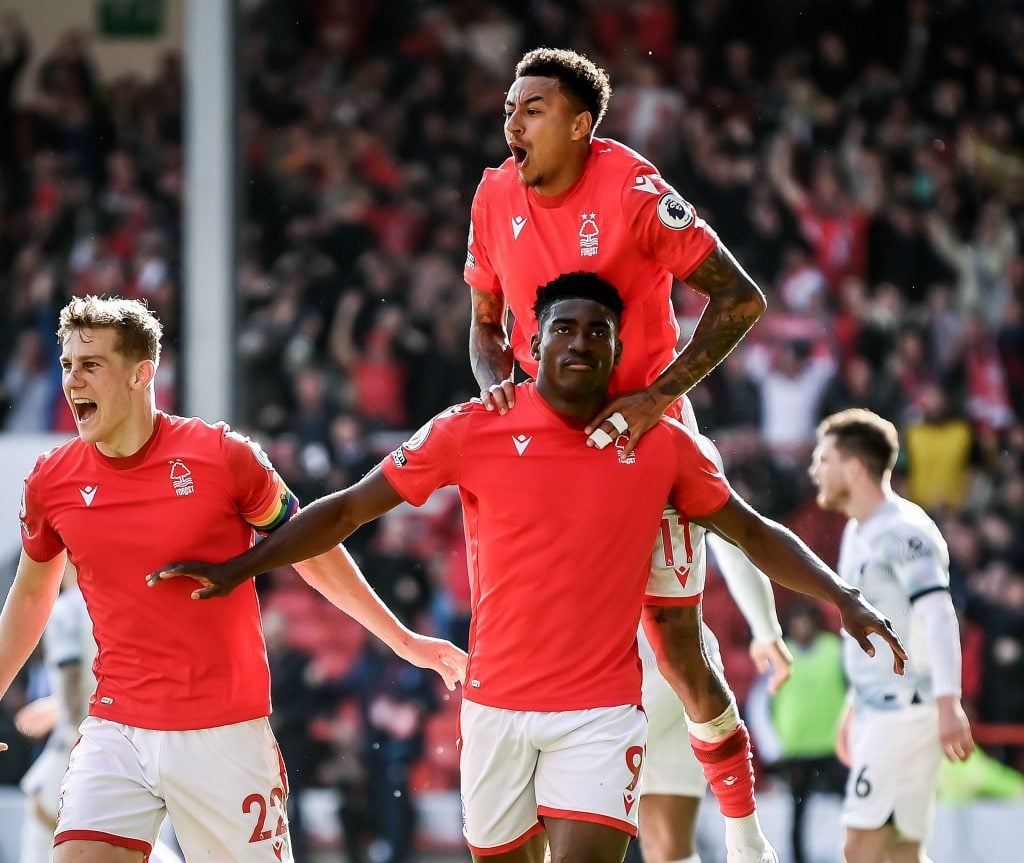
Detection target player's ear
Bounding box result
[572,110,593,142]
[132,359,156,390]
[613,338,622,365]
[530,333,541,361]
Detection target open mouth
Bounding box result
[510,143,527,166]
[73,398,98,423]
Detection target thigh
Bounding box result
[534,705,647,839]
[471,829,548,863]
[646,505,707,603]
[460,701,545,856]
[54,717,165,859]
[546,816,631,863]
[54,840,146,863]
[160,718,293,862]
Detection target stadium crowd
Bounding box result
[2,0,1024,859]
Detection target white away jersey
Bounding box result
[837,495,950,710]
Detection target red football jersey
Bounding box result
[20,413,298,731]
[380,383,730,712]
[464,137,718,393]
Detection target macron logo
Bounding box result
[79,485,98,507]
[511,215,528,239]
[512,435,532,456]
[632,174,662,195]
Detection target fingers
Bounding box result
[481,381,515,414]
[768,664,791,696]
[0,742,6,753]
[587,412,630,450]
[146,568,180,587]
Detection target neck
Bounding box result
[535,142,590,197]
[96,402,158,459]
[846,480,889,522]
[535,378,607,421]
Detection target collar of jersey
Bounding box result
[525,382,592,431]
[91,411,166,470]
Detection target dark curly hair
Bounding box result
[533,271,625,329]
[515,48,612,130]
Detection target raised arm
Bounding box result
[694,493,907,673]
[469,286,517,414]
[587,243,766,454]
[0,549,67,752]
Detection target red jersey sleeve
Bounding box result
[464,172,502,295]
[20,460,65,563]
[380,404,469,506]
[221,428,299,533]
[621,167,718,281]
[663,421,732,519]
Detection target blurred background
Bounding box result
[0,1,1023,861]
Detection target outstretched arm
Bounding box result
[469,286,516,414]
[694,493,907,673]
[586,243,765,455]
[0,549,67,752]
[149,467,468,689]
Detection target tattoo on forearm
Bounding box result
[470,289,513,388]
[656,245,766,398]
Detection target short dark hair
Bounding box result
[817,408,899,479]
[533,271,625,329]
[58,295,163,364]
[515,48,611,129]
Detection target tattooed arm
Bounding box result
[469,287,517,413]
[586,242,765,453]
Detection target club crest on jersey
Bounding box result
[614,434,635,464]
[656,193,695,230]
[579,212,599,257]
[169,459,195,497]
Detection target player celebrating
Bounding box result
[810,409,974,863]
[465,46,780,862]
[150,273,906,863]
[0,295,466,863]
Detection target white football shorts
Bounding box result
[842,703,942,840]
[55,715,292,862]
[639,623,722,797]
[458,700,647,855]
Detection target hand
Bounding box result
[836,590,908,675]
[937,696,975,762]
[750,638,793,695]
[15,696,59,739]
[836,704,854,767]
[585,389,668,456]
[395,634,468,692]
[146,561,243,599]
[480,378,516,415]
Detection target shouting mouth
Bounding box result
[73,398,98,423]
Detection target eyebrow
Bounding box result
[549,316,613,328]
[61,354,105,363]
[505,93,546,108]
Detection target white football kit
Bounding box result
[837,494,953,840]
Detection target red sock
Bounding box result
[689,723,757,818]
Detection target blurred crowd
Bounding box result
[2,0,1024,859]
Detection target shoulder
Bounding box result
[25,437,84,486]
[876,498,947,562]
[593,137,659,178]
[476,160,518,197]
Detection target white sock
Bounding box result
[724,811,770,852]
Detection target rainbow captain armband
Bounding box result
[247,479,299,533]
